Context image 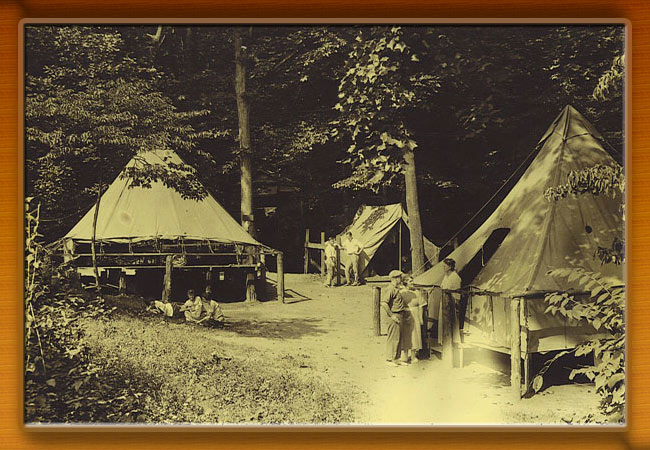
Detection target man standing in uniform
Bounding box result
[381,270,408,366]
[343,231,363,286]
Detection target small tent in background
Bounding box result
[339,204,439,277]
[414,106,624,385]
[63,150,274,301]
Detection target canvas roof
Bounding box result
[64,150,262,247]
[414,105,624,294]
[340,204,439,275]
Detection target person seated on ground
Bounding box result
[146,298,174,318]
[197,286,225,327]
[179,289,203,323]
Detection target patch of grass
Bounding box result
[81,315,356,424]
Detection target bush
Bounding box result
[25,200,134,423]
[540,268,625,423]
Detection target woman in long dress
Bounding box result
[400,275,427,362]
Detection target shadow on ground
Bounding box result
[225,317,326,339]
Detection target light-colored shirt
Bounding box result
[343,237,363,255]
[182,296,203,319]
[324,242,338,259]
[441,271,462,301]
[202,300,225,322]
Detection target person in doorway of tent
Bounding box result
[198,286,225,327]
[400,274,428,362]
[381,270,408,366]
[343,231,364,286]
[323,236,339,287]
[440,258,463,344]
[179,289,203,323]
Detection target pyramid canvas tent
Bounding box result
[415,105,623,292]
[64,149,261,247]
[414,105,624,353]
[62,149,270,300]
[340,204,439,276]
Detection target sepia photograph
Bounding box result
[22,22,626,427]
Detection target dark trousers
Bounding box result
[385,313,403,361]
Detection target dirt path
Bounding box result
[213,273,601,425]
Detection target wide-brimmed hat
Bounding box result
[389,269,403,279]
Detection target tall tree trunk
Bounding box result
[234,28,255,239]
[403,147,427,275]
[91,155,103,293]
[235,28,258,303]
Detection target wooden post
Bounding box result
[398,221,402,272]
[304,228,310,274]
[245,272,257,302]
[118,270,127,295]
[162,255,173,302]
[521,298,531,396]
[277,252,285,303]
[523,353,531,396]
[335,245,341,286]
[372,286,381,336]
[320,231,326,277]
[510,298,522,397]
[441,291,453,368]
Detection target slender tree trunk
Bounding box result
[403,147,427,275]
[91,155,103,293]
[235,28,258,303]
[234,28,255,239]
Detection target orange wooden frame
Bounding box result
[2,2,648,449]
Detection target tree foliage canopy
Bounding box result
[25,24,625,267]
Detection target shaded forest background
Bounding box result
[24,24,625,272]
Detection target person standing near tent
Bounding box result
[179,289,203,323]
[323,237,339,287]
[440,258,462,344]
[343,231,363,286]
[381,270,408,366]
[400,274,427,362]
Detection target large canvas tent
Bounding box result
[62,150,271,300]
[340,204,439,276]
[415,105,624,354]
[64,150,261,247]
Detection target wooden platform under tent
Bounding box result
[369,284,608,398]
